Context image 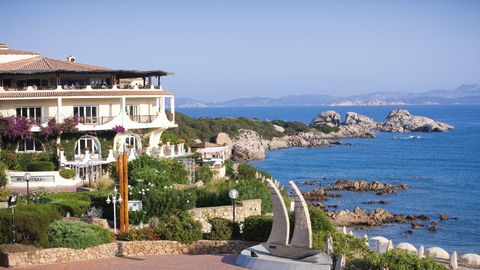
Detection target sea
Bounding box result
[178,105,480,254]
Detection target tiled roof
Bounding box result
[0,90,172,99]
[0,44,39,55]
[0,56,111,72]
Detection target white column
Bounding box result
[121,97,126,125]
[160,97,165,114]
[57,97,63,122]
[169,97,175,122]
[156,97,160,113]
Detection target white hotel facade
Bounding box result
[0,44,186,181]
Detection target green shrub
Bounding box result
[309,207,335,233]
[195,165,213,183]
[118,226,162,241]
[11,152,57,171]
[235,179,272,213]
[0,162,7,188]
[225,160,234,178]
[347,250,448,270]
[128,155,188,185]
[48,220,113,249]
[0,204,61,246]
[143,188,196,219]
[59,168,76,179]
[40,192,92,216]
[207,217,233,240]
[158,215,202,244]
[314,125,340,134]
[26,161,55,172]
[236,164,257,180]
[242,215,272,242]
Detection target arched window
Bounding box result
[74,135,101,158]
[124,134,141,150]
[17,138,43,152]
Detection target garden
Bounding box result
[0,154,447,269]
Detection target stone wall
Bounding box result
[188,199,262,232]
[4,240,255,268]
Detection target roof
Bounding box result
[190,142,223,148]
[0,56,111,72]
[0,89,173,99]
[0,44,39,55]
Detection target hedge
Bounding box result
[159,215,202,244]
[207,217,233,240]
[0,162,6,188]
[26,161,55,172]
[242,215,272,242]
[195,165,213,183]
[48,220,113,249]
[59,168,76,179]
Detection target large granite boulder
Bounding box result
[215,132,233,160]
[310,110,341,127]
[344,112,378,129]
[231,129,265,160]
[380,109,454,132]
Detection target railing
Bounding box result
[77,116,115,125]
[129,114,157,123]
[2,84,163,91]
[18,117,54,125]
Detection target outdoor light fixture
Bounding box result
[106,184,122,234]
[8,193,18,245]
[23,173,32,205]
[229,188,239,237]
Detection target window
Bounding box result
[16,107,42,123]
[124,134,140,150]
[74,106,98,124]
[18,138,43,152]
[74,135,101,157]
[125,105,139,116]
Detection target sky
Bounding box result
[1,0,479,101]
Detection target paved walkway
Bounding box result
[12,254,245,270]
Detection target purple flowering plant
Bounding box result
[0,117,33,140]
[112,125,125,133]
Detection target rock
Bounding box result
[344,112,378,129]
[326,207,395,226]
[427,225,438,232]
[231,129,265,160]
[329,179,408,193]
[439,214,449,220]
[310,110,341,127]
[380,109,454,132]
[362,200,388,205]
[215,132,233,160]
[303,180,319,185]
[272,124,285,133]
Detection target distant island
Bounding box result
[177,83,480,107]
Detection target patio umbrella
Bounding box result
[418,245,425,258]
[386,240,394,251]
[450,251,458,270]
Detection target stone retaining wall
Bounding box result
[3,240,255,268]
[188,199,262,232]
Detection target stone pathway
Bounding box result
[9,254,245,270]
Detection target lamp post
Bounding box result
[8,193,18,245]
[229,188,239,238]
[86,160,93,188]
[23,173,31,205]
[106,184,123,234]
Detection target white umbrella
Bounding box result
[418,245,425,258]
[349,230,354,236]
[396,243,417,254]
[342,226,347,234]
[460,253,480,266]
[426,247,450,260]
[386,240,394,251]
[363,234,369,247]
[450,251,458,270]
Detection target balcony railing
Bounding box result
[77,116,115,125]
[129,114,157,123]
[17,117,53,125]
[1,84,164,91]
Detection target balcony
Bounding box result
[0,84,164,91]
[129,114,157,123]
[77,116,115,125]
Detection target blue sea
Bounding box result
[178,105,480,254]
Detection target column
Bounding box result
[121,97,126,125]
[156,97,160,113]
[169,97,175,122]
[57,97,63,122]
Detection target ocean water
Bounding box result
[178,105,480,253]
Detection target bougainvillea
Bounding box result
[60,116,79,134]
[39,118,63,141]
[112,125,125,134]
[0,117,33,140]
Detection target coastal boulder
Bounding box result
[344,112,378,129]
[310,110,341,127]
[380,109,454,132]
[215,132,233,160]
[231,129,265,160]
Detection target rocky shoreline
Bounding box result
[218,108,454,161]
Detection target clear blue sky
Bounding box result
[1,0,479,101]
